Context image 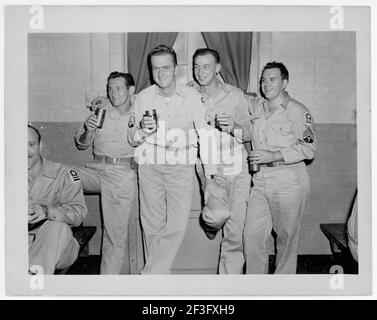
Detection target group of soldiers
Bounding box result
[28,44,316,275]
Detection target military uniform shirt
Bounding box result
[196,83,251,175]
[28,157,87,227]
[130,83,218,174]
[247,93,317,164]
[75,105,135,158]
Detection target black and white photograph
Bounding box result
[3,5,371,296]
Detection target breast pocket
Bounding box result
[267,120,293,148]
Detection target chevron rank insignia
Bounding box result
[303,127,314,143]
[69,169,81,182]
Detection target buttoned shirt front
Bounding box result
[28,157,87,227]
[247,93,317,164]
[75,105,135,158]
[130,83,218,173]
[196,83,251,175]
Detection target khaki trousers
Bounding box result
[29,220,79,275]
[197,163,251,274]
[218,165,251,274]
[74,162,137,274]
[139,164,195,274]
[244,162,310,274]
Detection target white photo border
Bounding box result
[4,5,371,296]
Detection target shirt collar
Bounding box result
[280,92,291,110]
[175,83,186,97]
[107,106,131,119]
[222,83,233,93]
[195,81,233,98]
[155,81,186,98]
[40,157,60,179]
[261,92,290,115]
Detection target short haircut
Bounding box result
[261,61,289,81]
[149,44,177,66]
[28,124,41,144]
[193,48,220,64]
[107,71,135,88]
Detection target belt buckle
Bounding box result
[268,161,284,168]
[104,156,115,163]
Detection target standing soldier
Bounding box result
[74,72,137,274]
[129,45,218,274]
[191,48,251,274]
[244,62,317,274]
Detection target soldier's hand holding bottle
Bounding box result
[141,109,158,134]
[248,150,283,165]
[215,113,235,132]
[84,97,109,132]
[84,114,99,132]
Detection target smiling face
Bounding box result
[151,53,176,90]
[193,54,220,87]
[261,68,288,101]
[28,127,42,170]
[108,77,131,107]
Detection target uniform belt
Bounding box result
[260,160,285,168]
[94,155,133,164]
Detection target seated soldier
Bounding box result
[28,125,88,275]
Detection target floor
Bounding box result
[64,254,358,275]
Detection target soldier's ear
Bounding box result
[216,63,221,76]
[39,140,43,153]
[128,85,135,96]
[282,79,288,90]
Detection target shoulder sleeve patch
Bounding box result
[305,112,312,124]
[68,169,81,182]
[201,96,206,104]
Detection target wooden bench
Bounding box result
[72,225,97,256]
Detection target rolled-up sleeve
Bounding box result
[240,96,265,142]
[232,92,252,143]
[74,124,93,150]
[127,94,146,147]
